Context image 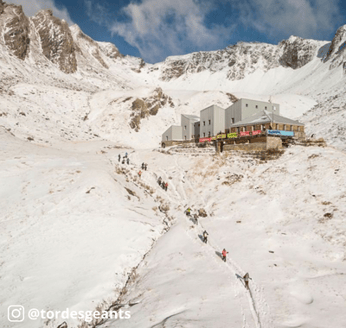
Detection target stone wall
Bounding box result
[222,136,282,151]
[266,136,282,150]
[161,140,195,147]
[223,142,267,151]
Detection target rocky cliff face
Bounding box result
[32,10,77,74]
[279,36,316,69]
[0,3,30,60]
[324,25,346,72]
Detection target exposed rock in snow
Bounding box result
[130,87,174,131]
[31,9,77,73]
[279,36,317,69]
[0,3,30,60]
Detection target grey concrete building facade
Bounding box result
[225,98,280,131]
[181,114,199,140]
[194,121,200,140]
[162,125,183,142]
[200,105,225,138]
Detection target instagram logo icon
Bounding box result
[8,305,25,322]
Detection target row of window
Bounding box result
[244,104,276,110]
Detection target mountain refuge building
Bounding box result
[161,98,305,149]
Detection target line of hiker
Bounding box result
[184,206,252,290]
[185,207,198,224]
[157,176,168,191]
[141,163,148,171]
[118,152,130,165]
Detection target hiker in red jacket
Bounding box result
[222,248,228,262]
[138,170,142,178]
[164,182,168,191]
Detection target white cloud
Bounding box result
[106,0,234,63]
[232,0,342,40]
[7,0,74,25]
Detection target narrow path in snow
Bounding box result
[114,151,271,327]
[170,156,264,328]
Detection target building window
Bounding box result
[198,123,200,127]
[255,105,258,109]
[237,127,240,133]
[232,118,235,124]
[184,136,187,140]
[290,125,293,131]
[209,119,211,125]
[246,104,248,107]
[208,131,211,137]
[283,124,286,130]
[184,125,186,130]
[166,136,168,141]
[273,106,277,111]
[203,121,205,126]
[261,124,264,131]
[265,106,267,110]
[252,125,255,131]
[203,132,205,137]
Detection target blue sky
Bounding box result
[7,0,346,63]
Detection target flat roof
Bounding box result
[181,114,200,121]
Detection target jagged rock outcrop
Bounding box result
[98,42,122,60]
[130,88,174,131]
[324,25,346,71]
[279,36,316,69]
[0,3,30,60]
[32,9,77,74]
[325,25,346,61]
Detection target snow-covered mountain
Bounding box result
[1,0,346,150]
[1,2,346,328]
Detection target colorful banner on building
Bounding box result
[239,131,250,137]
[227,133,238,138]
[267,130,294,137]
[199,137,211,142]
[251,130,262,136]
[217,134,226,139]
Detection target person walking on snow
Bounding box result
[141,163,145,170]
[125,152,128,158]
[138,170,142,179]
[118,154,121,162]
[127,158,130,165]
[243,273,252,289]
[164,182,168,191]
[193,213,198,224]
[185,207,191,216]
[144,163,148,171]
[222,248,228,262]
[158,176,162,185]
[202,230,208,243]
